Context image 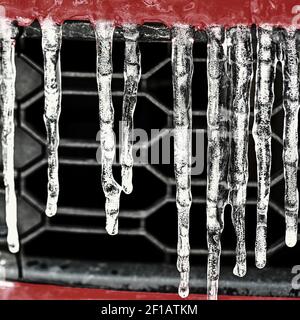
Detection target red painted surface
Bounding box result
[252,0,300,26]
[0,281,299,300]
[0,0,36,25]
[0,1,299,28]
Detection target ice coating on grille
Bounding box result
[282,27,299,248]
[0,0,252,27]
[121,24,141,195]
[95,21,122,236]
[206,26,230,300]
[252,26,276,268]
[171,24,193,298]
[41,18,62,217]
[0,14,19,253]
[1,1,299,28]
[227,26,253,278]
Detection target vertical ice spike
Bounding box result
[206,26,230,300]
[171,24,193,298]
[227,26,253,277]
[0,16,19,253]
[252,26,276,268]
[121,24,141,194]
[282,27,299,248]
[41,18,62,217]
[95,21,121,236]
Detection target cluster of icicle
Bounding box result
[206,25,299,300]
[0,16,299,300]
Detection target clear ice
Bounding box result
[0,15,19,253]
[171,24,194,299]
[121,24,141,195]
[95,21,122,236]
[206,26,230,300]
[253,26,276,268]
[0,10,298,301]
[41,18,62,217]
[227,26,253,278]
[282,27,299,248]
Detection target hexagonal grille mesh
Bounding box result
[0,23,299,296]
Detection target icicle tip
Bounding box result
[233,262,247,278]
[45,202,57,217]
[178,276,189,299]
[285,222,298,248]
[105,217,119,236]
[7,232,19,254]
[207,279,218,300]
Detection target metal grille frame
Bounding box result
[0,22,299,297]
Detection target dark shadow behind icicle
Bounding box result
[0,17,19,253]
[282,27,299,248]
[121,24,141,195]
[252,26,276,268]
[171,24,193,299]
[226,26,253,278]
[41,18,62,218]
[95,21,122,236]
[206,26,230,300]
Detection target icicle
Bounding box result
[252,26,276,268]
[171,24,193,298]
[227,26,253,277]
[282,27,299,247]
[95,21,121,236]
[206,26,230,300]
[41,19,62,217]
[121,24,141,194]
[0,16,19,253]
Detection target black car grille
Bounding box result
[0,22,299,297]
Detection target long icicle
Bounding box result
[252,26,276,268]
[227,26,253,277]
[0,16,19,253]
[206,26,230,300]
[171,24,193,298]
[121,24,141,194]
[282,27,299,247]
[95,21,122,236]
[41,19,62,217]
